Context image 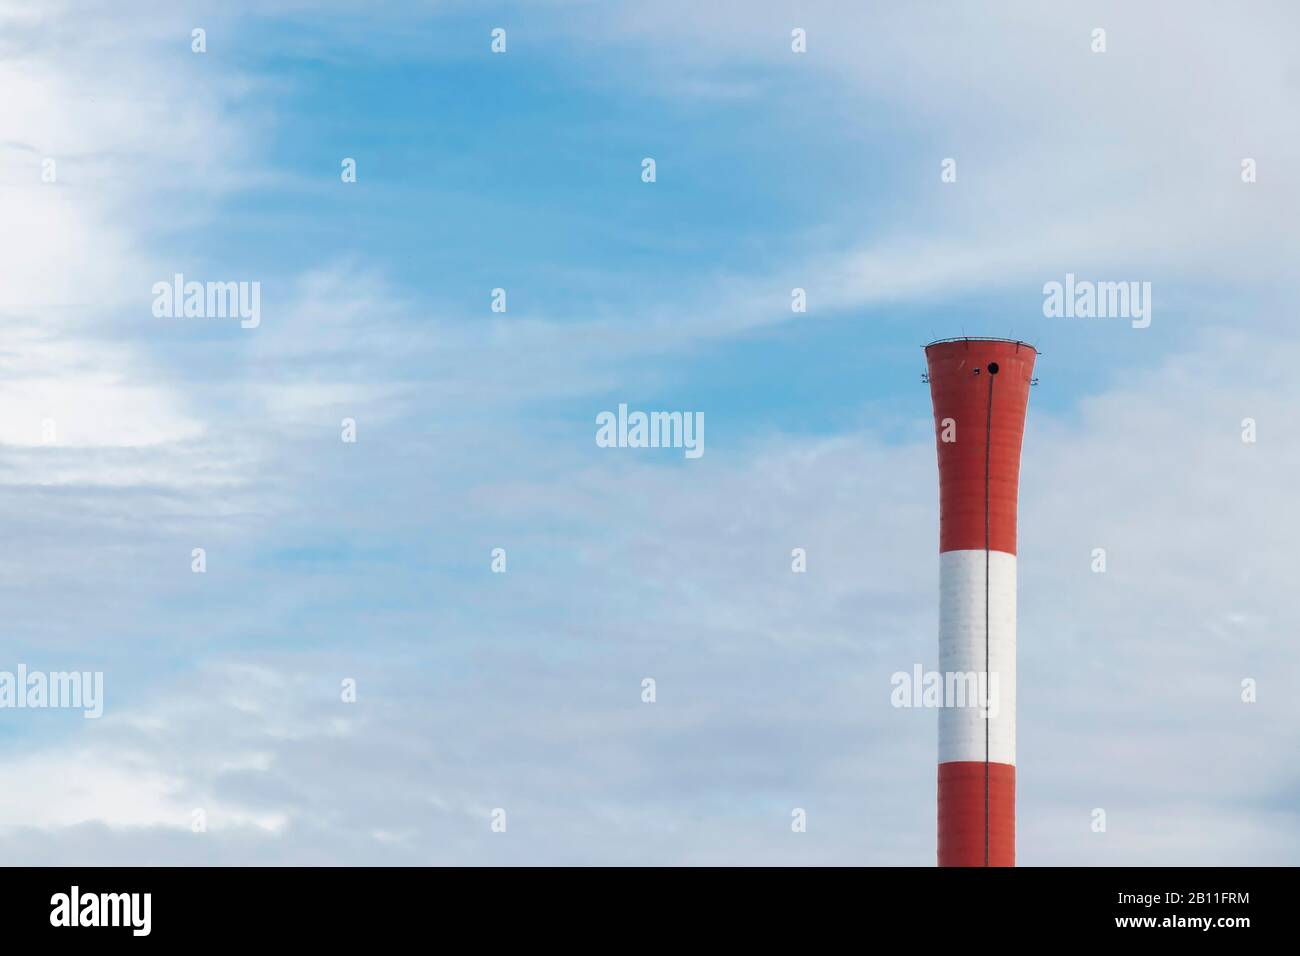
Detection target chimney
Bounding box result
[924,337,1037,867]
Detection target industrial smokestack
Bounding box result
[924,338,1037,867]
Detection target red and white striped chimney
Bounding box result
[925,338,1036,867]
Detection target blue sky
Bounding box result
[0,0,1297,863]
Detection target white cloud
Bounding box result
[0,0,1294,867]
[589,0,1300,318]
[0,325,1293,863]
